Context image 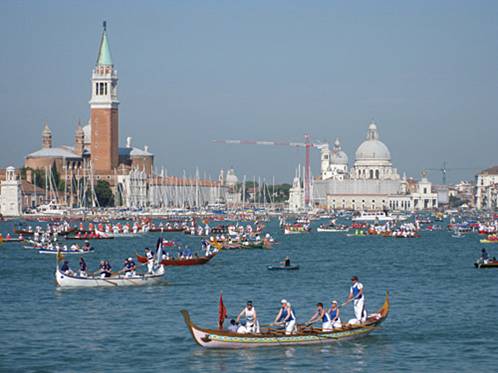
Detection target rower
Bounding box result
[145,248,155,273]
[236,301,260,333]
[306,302,332,331]
[329,300,342,328]
[343,276,367,323]
[83,241,91,251]
[227,319,238,333]
[99,260,112,278]
[60,260,73,275]
[122,257,136,277]
[274,299,297,335]
[79,257,88,277]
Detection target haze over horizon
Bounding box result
[1,0,497,184]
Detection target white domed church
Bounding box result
[308,122,437,211]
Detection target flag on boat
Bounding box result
[56,250,64,262]
[218,292,227,330]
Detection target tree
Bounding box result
[95,180,114,207]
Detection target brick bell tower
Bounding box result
[89,21,119,173]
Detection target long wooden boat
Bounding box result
[55,265,165,287]
[317,226,349,233]
[480,239,498,244]
[181,291,389,348]
[149,227,186,233]
[136,252,217,266]
[474,259,498,268]
[65,235,114,240]
[40,248,94,255]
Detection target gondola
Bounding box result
[136,252,217,266]
[181,291,389,348]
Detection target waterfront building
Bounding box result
[475,165,498,209]
[21,23,222,208]
[309,123,438,211]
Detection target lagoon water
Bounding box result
[0,219,497,372]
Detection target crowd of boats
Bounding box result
[1,207,497,348]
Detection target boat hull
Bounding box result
[55,267,165,287]
[182,291,389,348]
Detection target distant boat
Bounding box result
[267,264,300,271]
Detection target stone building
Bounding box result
[310,122,438,211]
[475,165,498,210]
[23,23,153,206]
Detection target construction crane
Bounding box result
[213,134,326,207]
[426,161,479,185]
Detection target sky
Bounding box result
[1,0,497,184]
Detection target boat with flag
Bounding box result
[181,291,389,348]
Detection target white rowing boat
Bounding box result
[40,248,94,255]
[55,265,165,288]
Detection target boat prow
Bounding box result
[181,290,389,348]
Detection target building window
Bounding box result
[95,82,99,95]
[104,83,108,95]
[375,170,379,179]
[369,170,374,179]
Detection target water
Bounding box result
[0,219,496,372]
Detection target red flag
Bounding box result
[218,292,227,330]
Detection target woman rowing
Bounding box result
[236,300,260,333]
[273,299,296,335]
[329,300,342,328]
[306,302,332,331]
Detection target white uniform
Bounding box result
[241,307,260,333]
[351,282,367,322]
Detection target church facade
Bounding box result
[290,123,438,212]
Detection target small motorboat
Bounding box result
[267,264,300,271]
[474,259,498,268]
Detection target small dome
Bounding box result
[355,123,391,161]
[330,138,348,165]
[225,168,238,187]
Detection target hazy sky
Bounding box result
[1,0,497,183]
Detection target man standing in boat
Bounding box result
[236,301,260,333]
[144,248,155,273]
[344,276,367,323]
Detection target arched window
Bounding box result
[369,170,374,179]
[375,170,379,179]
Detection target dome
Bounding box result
[225,168,239,187]
[355,123,391,162]
[330,138,348,165]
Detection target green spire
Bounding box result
[96,21,113,66]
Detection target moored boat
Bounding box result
[181,291,389,348]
